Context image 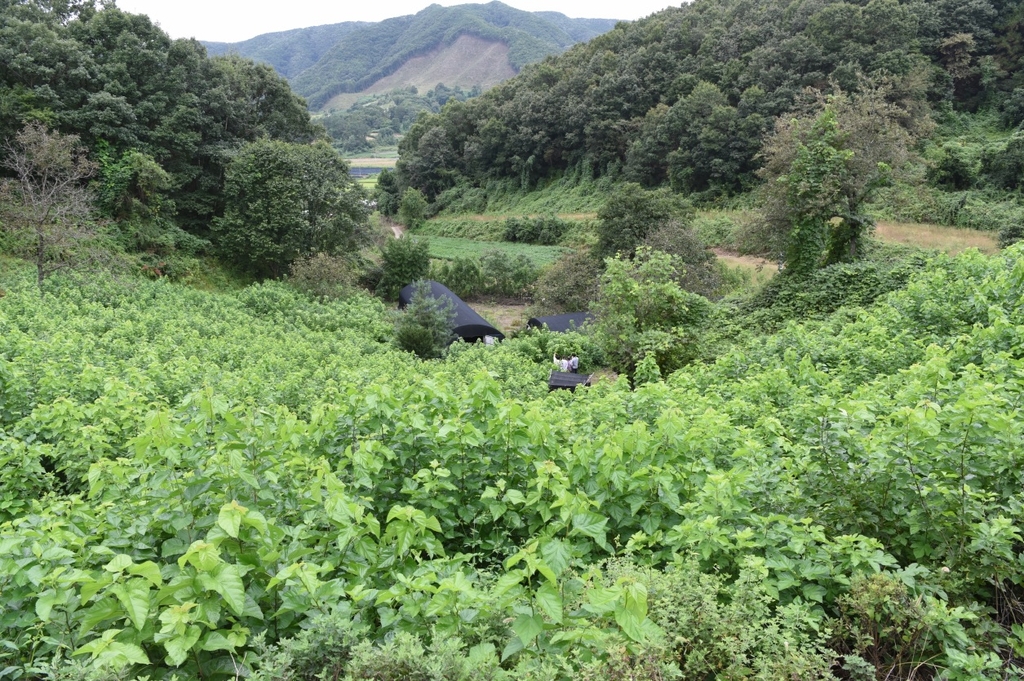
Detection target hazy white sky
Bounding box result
[114,0,681,43]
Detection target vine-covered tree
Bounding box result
[756,83,919,273]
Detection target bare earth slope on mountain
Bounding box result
[322,35,515,111]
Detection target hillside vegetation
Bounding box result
[394,0,1024,233]
[205,2,619,111]
[4,241,1024,678]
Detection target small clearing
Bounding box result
[470,302,531,335]
[875,221,998,254]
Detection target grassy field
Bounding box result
[875,221,998,254]
[416,235,569,266]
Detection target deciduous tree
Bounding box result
[591,246,711,382]
[756,81,919,273]
[214,139,368,278]
[1,122,96,289]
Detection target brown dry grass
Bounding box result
[347,158,397,168]
[714,249,778,286]
[470,302,531,335]
[875,221,998,255]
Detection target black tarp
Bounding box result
[527,312,593,333]
[398,281,505,343]
[548,371,592,392]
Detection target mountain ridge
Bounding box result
[203,2,620,110]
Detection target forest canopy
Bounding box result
[395,0,1024,201]
[0,0,329,243]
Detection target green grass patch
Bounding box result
[417,235,568,266]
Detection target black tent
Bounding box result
[398,281,505,343]
[527,312,593,333]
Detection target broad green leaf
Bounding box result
[163,625,202,666]
[35,591,57,622]
[512,613,544,645]
[208,563,246,616]
[802,583,827,603]
[217,501,246,538]
[112,580,151,631]
[79,597,123,634]
[615,605,646,643]
[200,630,237,652]
[242,509,269,536]
[178,541,223,572]
[104,554,133,573]
[535,583,563,624]
[571,511,610,549]
[540,538,571,577]
[127,561,163,588]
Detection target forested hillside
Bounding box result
[0,0,321,232]
[0,0,375,281]
[395,0,1024,205]
[204,21,371,79]
[206,2,619,112]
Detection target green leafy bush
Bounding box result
[503,215,571,245]
[393,280,456,359]
[429,257,483,299]
[377,236,430,300]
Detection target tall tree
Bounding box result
[1,122,95,289]
[756,82,919,272]
[214,139,368,278]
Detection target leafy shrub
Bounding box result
[1001,86,1024,129]
[430,256,483,299]
[980,133,1024,191]
[503,215,571,245]
[374,168,401,217]
[532,248,603,314]
[998,221,1024,248]
[595,183,690,259]
[399,187,429,228]
[393,280,456,359]
[643,221,722,298]
[739,249,928,331]
[236,280,304,316]
[249,611,358,681]
[691,212,740,248]
[288,252,357,300]
[927,143,978,190]
[377,236,430,300]
[639,560,833,679]
[479,249,537,298]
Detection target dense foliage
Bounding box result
[3,237,1024,678]
[0,0,321,244]
[396,0,1024,206]
[213,139,369,277]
